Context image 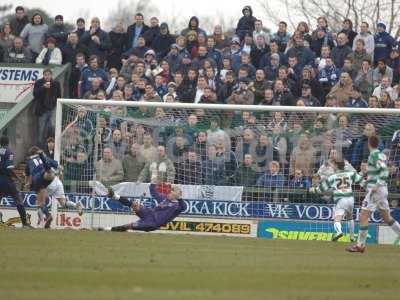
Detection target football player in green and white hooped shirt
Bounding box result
[346,136,400,253]
[311,160,362,242]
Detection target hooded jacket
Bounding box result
[181,16,207,37]
[236,6,257,39]
[151,23,175,60]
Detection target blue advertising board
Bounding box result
[257,219,378,244]
[0,192,399,224]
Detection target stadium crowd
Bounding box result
[1,5,400,204]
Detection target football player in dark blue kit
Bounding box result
[25,146,82,228]
[0,136,32,228]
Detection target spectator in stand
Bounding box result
[83,77,103,99]
[388,47,400,85]
[235,6,257,41]
[272,79,294,106]
[288,168,311,202]
[176,149,202,185]
[80,17,111,66]
[353,22,374,58]
[354,59,374,100]
[339,19,357,47]
[345,86,368,108]
[75,18,86,39]
[372,75,396,101]
[331,32,352,69]
[368,95,379,108]
[62,32,88,65]
[227,78,255,105]
[251,69,269,104]
[20,12,48,61]
[296,21,312,45]
[80,55,108,97]
[33,68,61,147]
[211,25,229,50]
[250,35,269,69]
[69,53,87,97]
[348,38,372,73]
[233,153,257,186]
[47,15,69,49]
[122,143,145,182]
[286,31,315,69]
[256,160,285,201]
[9,6,29,36]
[143,17,160,47]
[139,145,175,184]
[140,133,158,163]
[351,123,384,168]
[126,13,149,49]
[202,144,226,185]
[4,36,31,63]
[272,21,290,53]
[311,28,335,58]
[35,37,62,65]
[107,22,127,70]
[181,16,207,37]
[374,21,395,63]
[372,59,393,87]
[0,23,15,57]
[106,129,129,160]
[379,91,394,108]
[151,23,175,60]
[289,133,316,177]
[327,72,354,106]
[300,84,320,106]
[253,19,270,46]
[331,114,353,158]
[95,147,124,186]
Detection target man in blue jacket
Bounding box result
[104,184,185,232]
[374,21,395,64]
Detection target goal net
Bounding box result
[54,99,400,238]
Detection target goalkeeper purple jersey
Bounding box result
[136,184,184,230]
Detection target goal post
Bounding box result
[54,98,400,236]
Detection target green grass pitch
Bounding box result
[0,229,399,300]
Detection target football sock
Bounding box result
[348,220,355,238]
[65,200,78,209]
[16,203,27,225]
[357,225,368,247]
[388,219,400,235]
[334,222,342,234]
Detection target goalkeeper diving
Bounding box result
[98,183,185,232]
[310,160,362,242]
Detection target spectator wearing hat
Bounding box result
[75,18,86,39]
[36,37,62,65]
[107,22,128,70]
[80,17,111,66]
[20,12,48,61]
[374,21,395,63]
[222,36,242,72]
[151,22,175,60]
[181,16,207,37]
[353,22,375,59]
[47,15,69,49]
[9,6,29,36]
